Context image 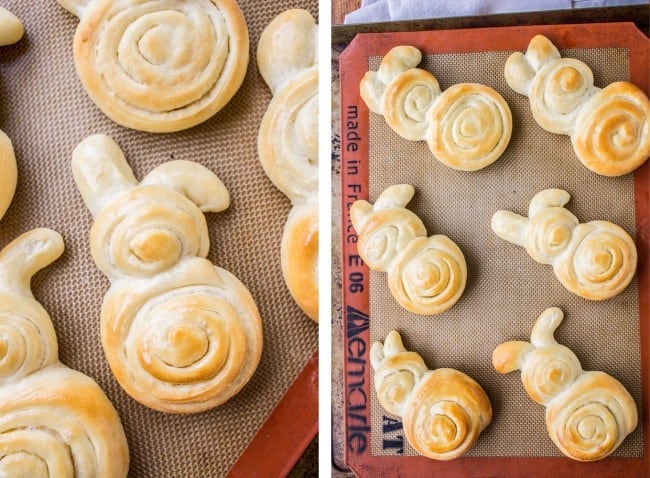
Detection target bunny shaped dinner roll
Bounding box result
[0,228,129,477]
[493,307,638,461]
[360,45,512,171]
[257,9,318,322]
[492,188,636,300]
[372,331,492,460]
[71,134,262,413]
[351,185,467,314]
[57,0,249,132]
[505,35,649,176]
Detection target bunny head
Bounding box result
[0,228,64,385]
[350,184,427,272]
[492,189,579,265]
[72,134,229,279]
[370,330,428,417]
[505,35,596,135]
[493,307,582,405]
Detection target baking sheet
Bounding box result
[0,1,318,476]
[339,22,649,477]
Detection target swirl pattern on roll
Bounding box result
[372,332,492,461]
[403,369,492,461]
[72,134,262,413]
[383,68,441,141]
[102,260,262,412]
[428,84,512,171]
[0,228,129,477]
[360,45,512,171]
[493,307,638,461]
[90,186,210,278]
[0,296,58,384]
[0,368,129,478]
[505,34,649,176]
[388,236,467,315]
[58,0,249,132]
[351,185,466,314]
[555,221,637,300]
[492,188,637,301]
[572,83,650,176]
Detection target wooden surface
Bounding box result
[333,0,361,24]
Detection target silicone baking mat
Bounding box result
[339,22,649,477]
[0,1,317,476]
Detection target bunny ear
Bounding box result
[526,35,561,72]
[492,341,534,374]
[531,307,564,347]
[141,160,230,213]
[56,0,92,18]
[370,340,385,371]
[375,184,415,210]
[504,52,535,95]
[491,210,528,247]
[377,46,422,85]
[350,200,373,231]
[257,9,317,94]
[71,134,138,217]
[360,71,386,115]
[0,228,64,297]
[528,189,571,218]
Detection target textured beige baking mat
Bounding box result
[0,1,317,476]
[366,47,642,457]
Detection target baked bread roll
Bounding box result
[493,307,638,461]
[0,228,129,477]
[372,331,492,460]
[0,6,23,46]
[505,34,650,176]
[360,45,512,171]
[351,184,467,314]
[57,0,249,133]
[71,134,262,413]
[492,188,637,300]
[0,130,17,221]
[257,9,318,322]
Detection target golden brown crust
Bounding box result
[572,82,650,176]
[371,331,492,460]
[493,307,638,462]
[0,228,129,477]
[359,45,512,171]
[491,188,637,300]
[403,369,492,461]
[281,201,318,322]
[72,134,262,413]
[505,34,649,176]
[427,83,512,171]
[351,185,467,314]
[63,0,249,132]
